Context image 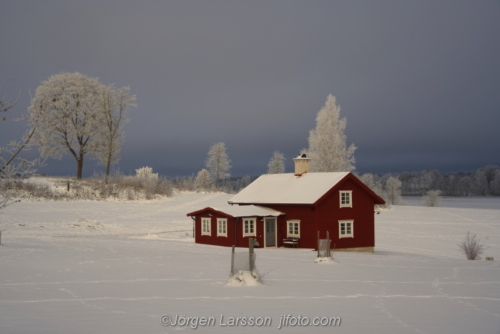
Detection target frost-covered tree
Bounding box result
[267,151,285,174]
[359,173,383,197]
[1,89,43,210]
[385,176,402,205]
[474,170,488,196]
[94,85,135,183]
[491,170,500,196]
[205,142,231,188]
[194,169,213,191]
[422,189,442,207]
[1,90,39,178]
[308,95,356,172]
[1,89,19,115]
[28,72,106,179]
[134,166,159,199]
[475,165,500,196]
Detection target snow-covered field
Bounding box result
[402,196,500,210]
[1,193,499,334]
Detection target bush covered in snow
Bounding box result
[135,166,158,179]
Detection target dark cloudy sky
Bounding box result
[1,1,499,178]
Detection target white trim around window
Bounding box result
[243,218,256,237]
[340,190,352,208]
[287,220,300,238]
[201,217,211,236]
[217,218,227,237]
[339,220,354,238]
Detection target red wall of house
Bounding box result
[194,211,234,247]
[262,205,317,248]
[315,177,376,250]
[262,177,376,249]
[194,211,267,248]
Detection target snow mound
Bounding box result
[226,271,262,286]
[314,256,335,264]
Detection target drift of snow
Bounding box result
[227,271,262,286]
[314,257,335,264]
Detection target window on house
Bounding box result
[339,220,354,238]
[340,190,352,208]
[243,218,256,237]
[201,217,211,236]
[217,218,227,237]
[287,220,300,238]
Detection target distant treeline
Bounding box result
[172,175,257,194]
[358,165,500,197]
[173,165,500,197]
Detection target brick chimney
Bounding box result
[293,153,311,176]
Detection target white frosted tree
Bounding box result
[308,95,356,172]
[1,89,43,210]
[359,173,383,197]
[385,176,403,205]
[422,189,442,207]
[491,170,500,196]
[474,170,488,196]
[267,151,285,174]
[28,72,106,179]
[94,85,135,183]
[194,168,213,191]
[1,92,37,179]
[205,142,231,188]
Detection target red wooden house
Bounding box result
[187,154,385,252]
[186,204,284,248]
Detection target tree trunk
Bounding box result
[77,152,84,180]
[104,151,112,184]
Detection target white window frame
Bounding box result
[201,217,211,236]
[339,220,354,238]
[217,218,227,237]
[340,190,352,208]
[287,220,300,238]
[242,218,256,237]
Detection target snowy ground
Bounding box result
[1,193,499,334]
[402,196,500,210]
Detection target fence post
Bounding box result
[326,231,330,257]
[249,238,255,272]
[317,231,320,257]
[0,230,4,246]
[230,245,235,275]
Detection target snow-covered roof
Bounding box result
[229,172,349,205]
[187,204,284,218]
